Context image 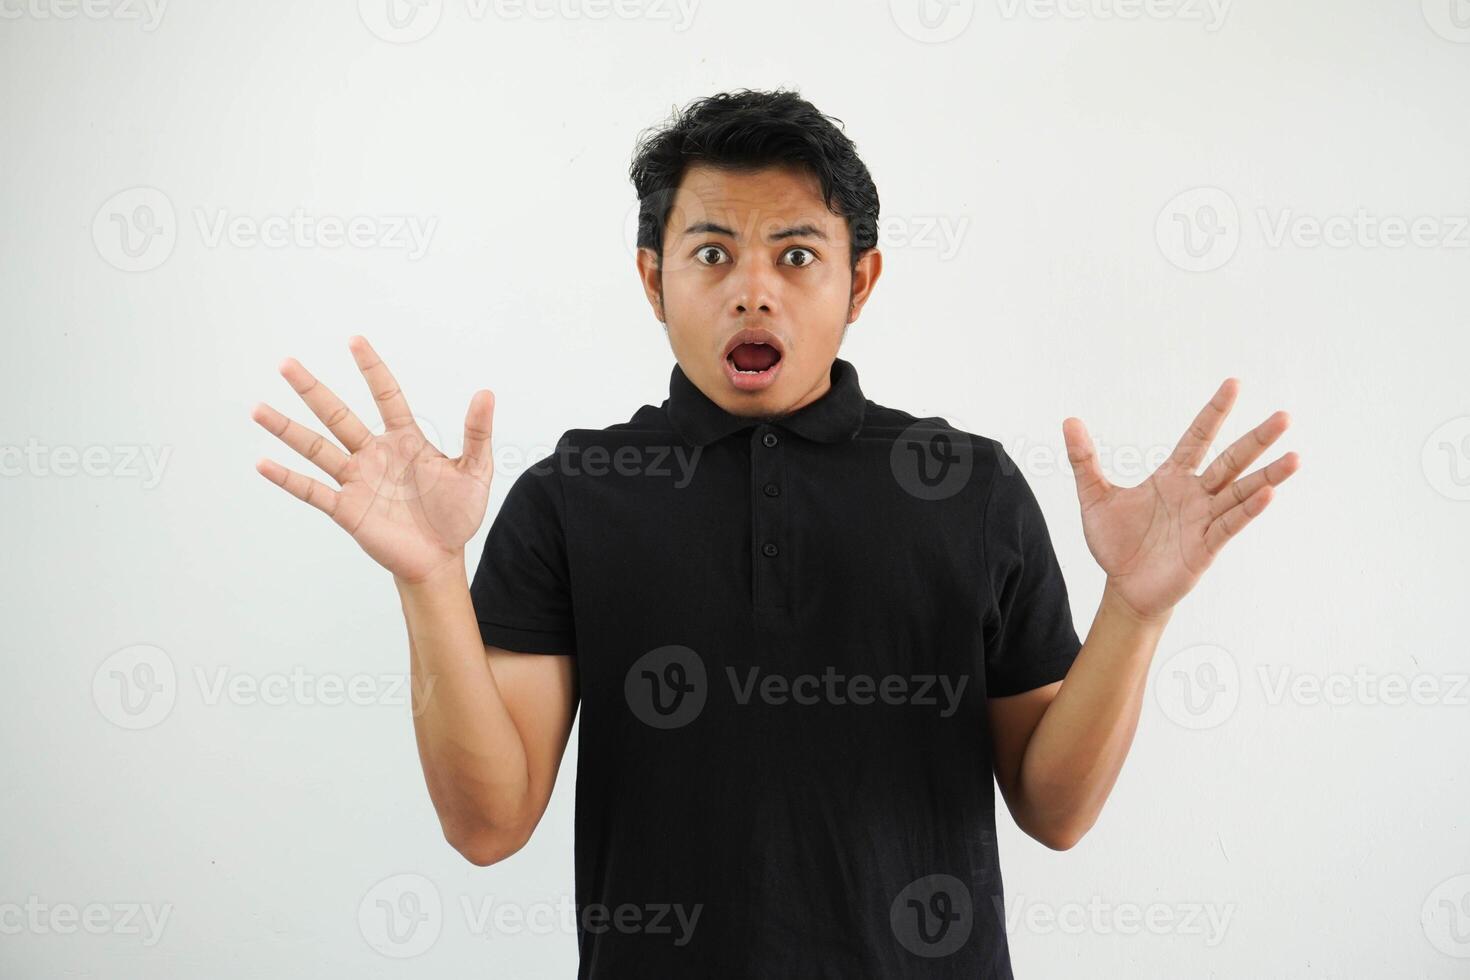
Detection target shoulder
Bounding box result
[517,401,678,465]
[502,401,691,503]
[859,398,1020,487]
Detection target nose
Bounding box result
[730,256,778,317]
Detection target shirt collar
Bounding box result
[666,356,867,447]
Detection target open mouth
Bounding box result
[722,332,785,391]
[728,342,782,375]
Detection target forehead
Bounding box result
[669,164,846,241]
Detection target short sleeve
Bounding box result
[468,448,576,655]
[980,442,1082,697]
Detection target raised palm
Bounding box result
[251,336,495,583]
[1062,378,1300,622]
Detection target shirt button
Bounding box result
[763,482,780,497]
[761,542,779,557]
[761,431,779,448]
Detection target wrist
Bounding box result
[1100,580,1174,630]
[393,552,468,592]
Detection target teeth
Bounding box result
[727,341,778,376]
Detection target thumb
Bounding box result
[461,389,495,478]
[1062,416,1109,506]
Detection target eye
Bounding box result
[781,247,818,268]
[693,244,729,266]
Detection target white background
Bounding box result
[3,0,1469,976]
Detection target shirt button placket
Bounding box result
[752,425,788,617]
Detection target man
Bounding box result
[251,89,1298,978]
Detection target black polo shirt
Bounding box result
[469,356,1083,979]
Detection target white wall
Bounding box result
[2,0,1467,976]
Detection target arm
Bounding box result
[398,560,577,865]
[250,336,573,866]
[989,583,1168,851]
[989,378,1300,850]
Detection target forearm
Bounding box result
[397,558,535,852]
[1010,582,1172,847]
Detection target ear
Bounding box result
[847,247,883,322]
[635,246,665,323]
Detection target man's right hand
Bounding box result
[251,335,496,584]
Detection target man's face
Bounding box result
[636,164,881,419]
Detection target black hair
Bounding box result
[628,88,880,272]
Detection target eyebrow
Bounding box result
[682,220,828,242]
